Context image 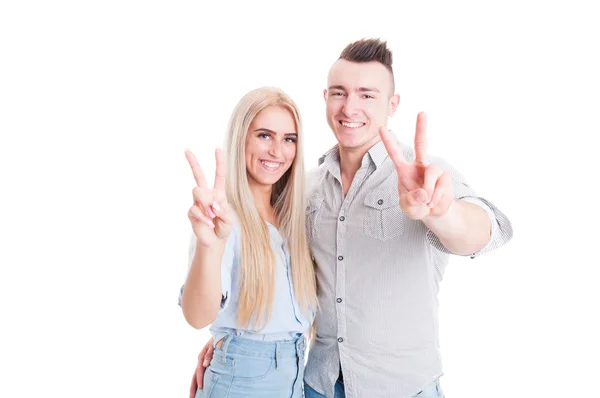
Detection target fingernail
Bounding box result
[207,208,216,218]
[204,360,209,366]
[205,220,215,228]
[184,148,190,152]
[212,202,220,211]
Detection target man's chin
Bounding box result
[335,132,361,146]
[337,135,378,151]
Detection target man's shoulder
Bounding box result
[428,153,463,176]
[306,165,326,198]
[396,142,456,172]
[306,164,326,179]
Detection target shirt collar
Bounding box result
[317,130,395,170]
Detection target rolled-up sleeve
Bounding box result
[459,196,513,258]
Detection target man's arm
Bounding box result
[422,199,491,256]
[188,337,214,397]
[378,114,512,258]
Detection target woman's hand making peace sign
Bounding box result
[184,148,233,247]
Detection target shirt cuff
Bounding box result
[460,197,497,258]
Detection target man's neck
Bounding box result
[339,148,365,182]
[338,138,380,196]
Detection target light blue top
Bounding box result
[178,221,314,342]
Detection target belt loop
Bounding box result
[221,334,233,354]
[275,342,280,370]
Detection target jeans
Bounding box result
[304,377,444,398]
[305,378,345,398]
[195,334,306,398]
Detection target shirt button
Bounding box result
[338,255,344,261]
[339,216,345,221]
[377,199,383,205]
[338,337,344,343]
[306,206,310,211]
[336,298,342,303]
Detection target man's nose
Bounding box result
[342,95,360,118]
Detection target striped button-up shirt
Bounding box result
[303,138,513,398]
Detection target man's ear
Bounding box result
[323,89,328,101]
[389,94,400,116]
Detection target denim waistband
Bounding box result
[217,334,306,359]
[213,329,302,343]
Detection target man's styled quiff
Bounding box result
[339,38,395,94]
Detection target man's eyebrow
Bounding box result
[328,85,380,93]
[357,87,380,93]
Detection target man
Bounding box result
[189,39,512,398]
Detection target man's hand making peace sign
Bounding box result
[379,112,454,221]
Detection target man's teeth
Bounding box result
[341,121,364,128]
[261,160,282,169]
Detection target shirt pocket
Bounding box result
[363,189,406,241]
[305,196,324,243]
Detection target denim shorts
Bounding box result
[195,334,306,398]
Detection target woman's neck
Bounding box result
[250,184,277,226]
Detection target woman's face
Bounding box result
[245,105,298,189]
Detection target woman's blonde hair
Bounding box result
[224,87,317,331]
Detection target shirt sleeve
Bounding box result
[425,157,513,258]
[177,227,237,309]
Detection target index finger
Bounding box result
[185,149,208,189]
[379,126,407,169]
[414,111,428,166]
[213,147,226,191]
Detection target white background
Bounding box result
[1,1,598,397]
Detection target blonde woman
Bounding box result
[179,87,318,398]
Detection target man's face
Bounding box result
[324,59,399,152]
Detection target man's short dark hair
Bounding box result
[339,38,395,94]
